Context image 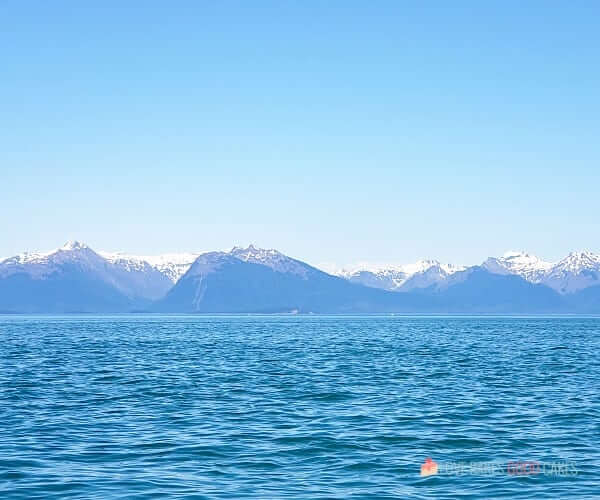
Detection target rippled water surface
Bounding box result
[1,315,599,499]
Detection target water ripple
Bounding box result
[0,315,599,498]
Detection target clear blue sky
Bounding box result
[2,1,599,266]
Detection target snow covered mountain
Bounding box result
[155,251,571,314]
[0,241,315,311]
[100,244,310,285]
[0,241,122,286]
[0,240,101,280]
[100,251,200,284]
[338,250,600,296]
[1,242,600,312]
[229,244,310,278]
[337,260,465,292]
[482,251,553,283]
[541,251,600,294]
[482,250,600,294]
[400,262,467,292]
[0,241,141,312]
[154,250,429,313]
[0,241,173,304]
[339,268,410,292]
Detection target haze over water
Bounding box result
[1,315,598,498]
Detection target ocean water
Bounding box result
[1,315,599,499]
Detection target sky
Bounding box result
[2,1,599,267]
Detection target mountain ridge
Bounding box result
[1,242,599,313]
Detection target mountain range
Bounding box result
[1,242,599,313]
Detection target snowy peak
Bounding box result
[0,241,105,279]
[3,240,93,264]
[501,250,546,262]
[61,240,89,251]
[541,251,600,294]
[338,259,462,277]
[229,245,310,278]
[400,262,466,292]
[100,252,155,273]
[554,251,600,273]
[339,268,410,292]
[497,250,553,270]
[402,259,464,276]
[482,250,600,294]
[0,242,176,300]
[100,251,201,283]
[337,259,464,292]
[141,253,201,283]
[186,252,237,278]
[230,244,280,262]
[482,251,553,283]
